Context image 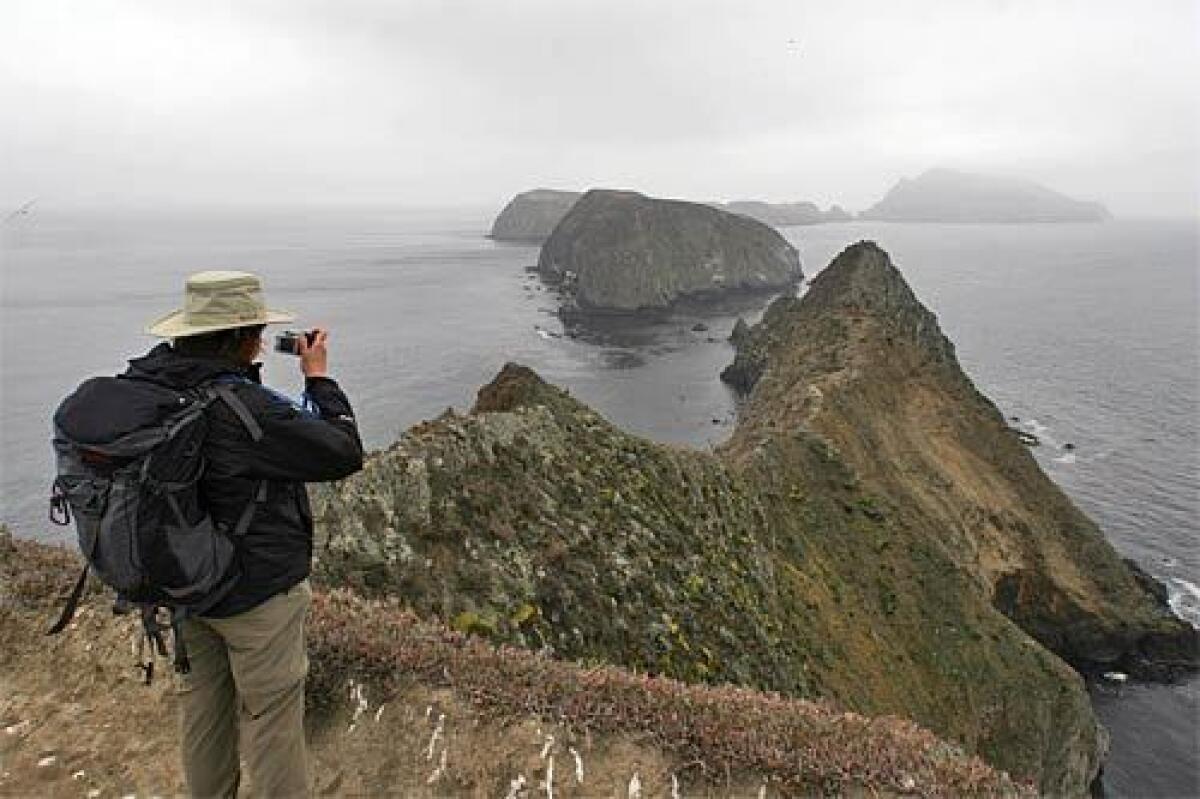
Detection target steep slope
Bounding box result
[538,189,801,312]
[722,241,1196,678]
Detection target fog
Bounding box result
[1,0,1196,216]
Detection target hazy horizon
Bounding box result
[2,0,1197,217]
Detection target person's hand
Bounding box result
[298,328,329,378]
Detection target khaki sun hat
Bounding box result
[146,270,296,338]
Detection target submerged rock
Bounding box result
[538,189,802,313]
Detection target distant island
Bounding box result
[721,200,852,226]
[489,189,582,241]
[861,168,1111,223]
[538,189,802,313]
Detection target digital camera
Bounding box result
[274,330,316,356]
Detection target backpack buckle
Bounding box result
[48,482,71,526]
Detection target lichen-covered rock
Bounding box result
[537,189,802,312]
[489,189,582,241]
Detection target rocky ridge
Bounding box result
[722,241,1196,679]
[538,189,802,313]
[310,241,1196,793]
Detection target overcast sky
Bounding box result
[1,0,1196,216]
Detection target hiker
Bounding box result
[135,271,362,796]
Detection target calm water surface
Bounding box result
[1,209,1196,795]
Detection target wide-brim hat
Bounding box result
[146,270,296,338]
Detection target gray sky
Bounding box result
[2,0,1197,216]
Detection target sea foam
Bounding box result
[1166,577,1200,627]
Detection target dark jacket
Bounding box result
[123,343,363,617]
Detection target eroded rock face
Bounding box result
[861,168,1111,222]
[537,190,802,312]
[489,189,582,241]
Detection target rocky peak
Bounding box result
[472,362,562,413]
[805,241,959,367]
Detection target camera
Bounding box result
[274,330,316,356]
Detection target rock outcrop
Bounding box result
[861,168,1111,223]
[538,190,802,313]
[724,200,852,226]
[489,189,582,241]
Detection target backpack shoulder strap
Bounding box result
[229,480,269,538]
[207,383,263,443]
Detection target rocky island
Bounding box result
[861,168,1111,223]
[1,243,1192,796]
[538,189,802,314]
[489,189,582,242]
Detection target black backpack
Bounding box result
[47,374,266,681]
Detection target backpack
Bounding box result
[47,374,266,682]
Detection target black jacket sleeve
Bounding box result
[215,376,364,483]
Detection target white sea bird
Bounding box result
[374,703,386,723]
[628,771,642,799]
[671,773,682,799]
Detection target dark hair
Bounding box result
[173,324,266,361]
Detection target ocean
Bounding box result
[1,208,1196,795]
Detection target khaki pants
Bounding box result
[177,580,312,798]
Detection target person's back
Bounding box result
[133,271,363,797]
